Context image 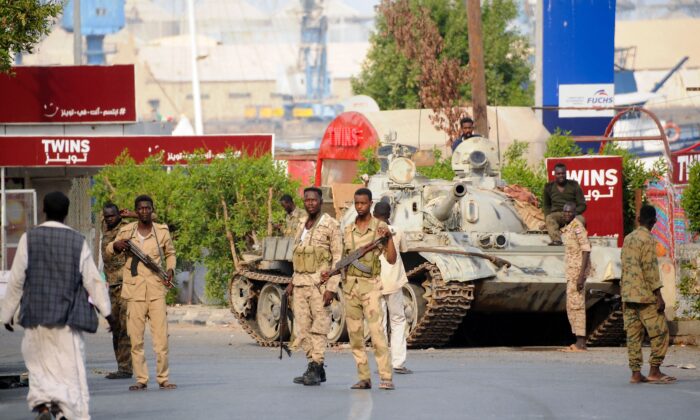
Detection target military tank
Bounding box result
[229,136,624,348]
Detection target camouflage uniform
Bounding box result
[561,218,591,337]
[284,207,305,237]
[291,213,342,363]
[342,217,393,383]
[101,219,132,375]
[621,226,669,372]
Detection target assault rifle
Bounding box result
[321,233,392,283]
[125,240,174,289]
[279,291,292,359]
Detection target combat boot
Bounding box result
[303,361,322,386]
[293,362,313,384]
[319,363,326,383]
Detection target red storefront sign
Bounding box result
[0,135,273,167]
[315,112,379,185]
[0,65,136,123]
[671,141,700,185]
[546,156,624,245]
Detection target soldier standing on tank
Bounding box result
[621,205,676,384]
[280,194,305,237]
[285,187,342,386]
[559,202,591,352]
[101,203,133,379]
[342,188,396,390]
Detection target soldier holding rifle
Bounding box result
[285,187,342,386]
[342,188,396,390]
[106,195,177,391]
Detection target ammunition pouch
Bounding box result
[293,245,331,274]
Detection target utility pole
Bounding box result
[466,0,488,136]
[187,0,204,135]
[73,0,82,65]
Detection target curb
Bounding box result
[167,305,238,327]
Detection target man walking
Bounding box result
[543,163,586,245]
[621,205,676,384]
[342,188,396,390]
[286,187,342,386]
[106,195,177,391]
[1,191,112,420]
[373,201,412,374]
[280,193,305,237]
[559,202,591,352]
[101,203,133,379]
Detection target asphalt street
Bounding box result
[1,322,699,420]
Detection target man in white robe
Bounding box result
[2,191,112,420]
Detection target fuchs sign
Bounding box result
[546,155,624,246]
[0,65,136,123]
[0,135,273,167]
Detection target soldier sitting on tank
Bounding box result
[543,163,586,245]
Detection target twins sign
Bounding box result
[546,156,624,246]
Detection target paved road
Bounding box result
[1,322,699,420]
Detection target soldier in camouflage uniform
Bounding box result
[621,205,676,384]
[280,194,305,237]
[101,204,133,379]
[285,187,342,386]
[559,202,591,352]
[342,188,395,390]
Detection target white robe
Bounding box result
[1,221,111,420]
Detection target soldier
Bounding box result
[543,163,586,245]
[285,186,342,386]
[559,202,591,352]
[621,205,676,384]
[342,188,396,390]
[101,203,133,379]
[106,195,178,391]
[280,194,305,237]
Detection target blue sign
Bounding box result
[541,1,616,139]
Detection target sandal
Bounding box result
[129,382,147,391]
[379,381,395,390]
[350,379,371,389]
[159,382,177,390]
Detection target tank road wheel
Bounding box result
[327,292,348,343]
[256,283,290,341]
[229,275,254,317]
[402,283,427,338]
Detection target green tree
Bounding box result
[681,162,700,233]
[354,146,381,182]
[90,151,299,303]
[352,0,532,110]
[417,148,454,180]
[0,0,63,74]
[500,140,547,203]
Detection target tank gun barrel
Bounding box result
[431,183,467,221]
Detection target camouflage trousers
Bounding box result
[546,213,585,242]
[565,274,586,337]
[109,285,132,374]
[344,276,392,382]
[623,302,669,372]
[292,285,331,363]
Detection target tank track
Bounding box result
[229,269,291,348]
[405,262,475,348]
[586,309,625,347]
